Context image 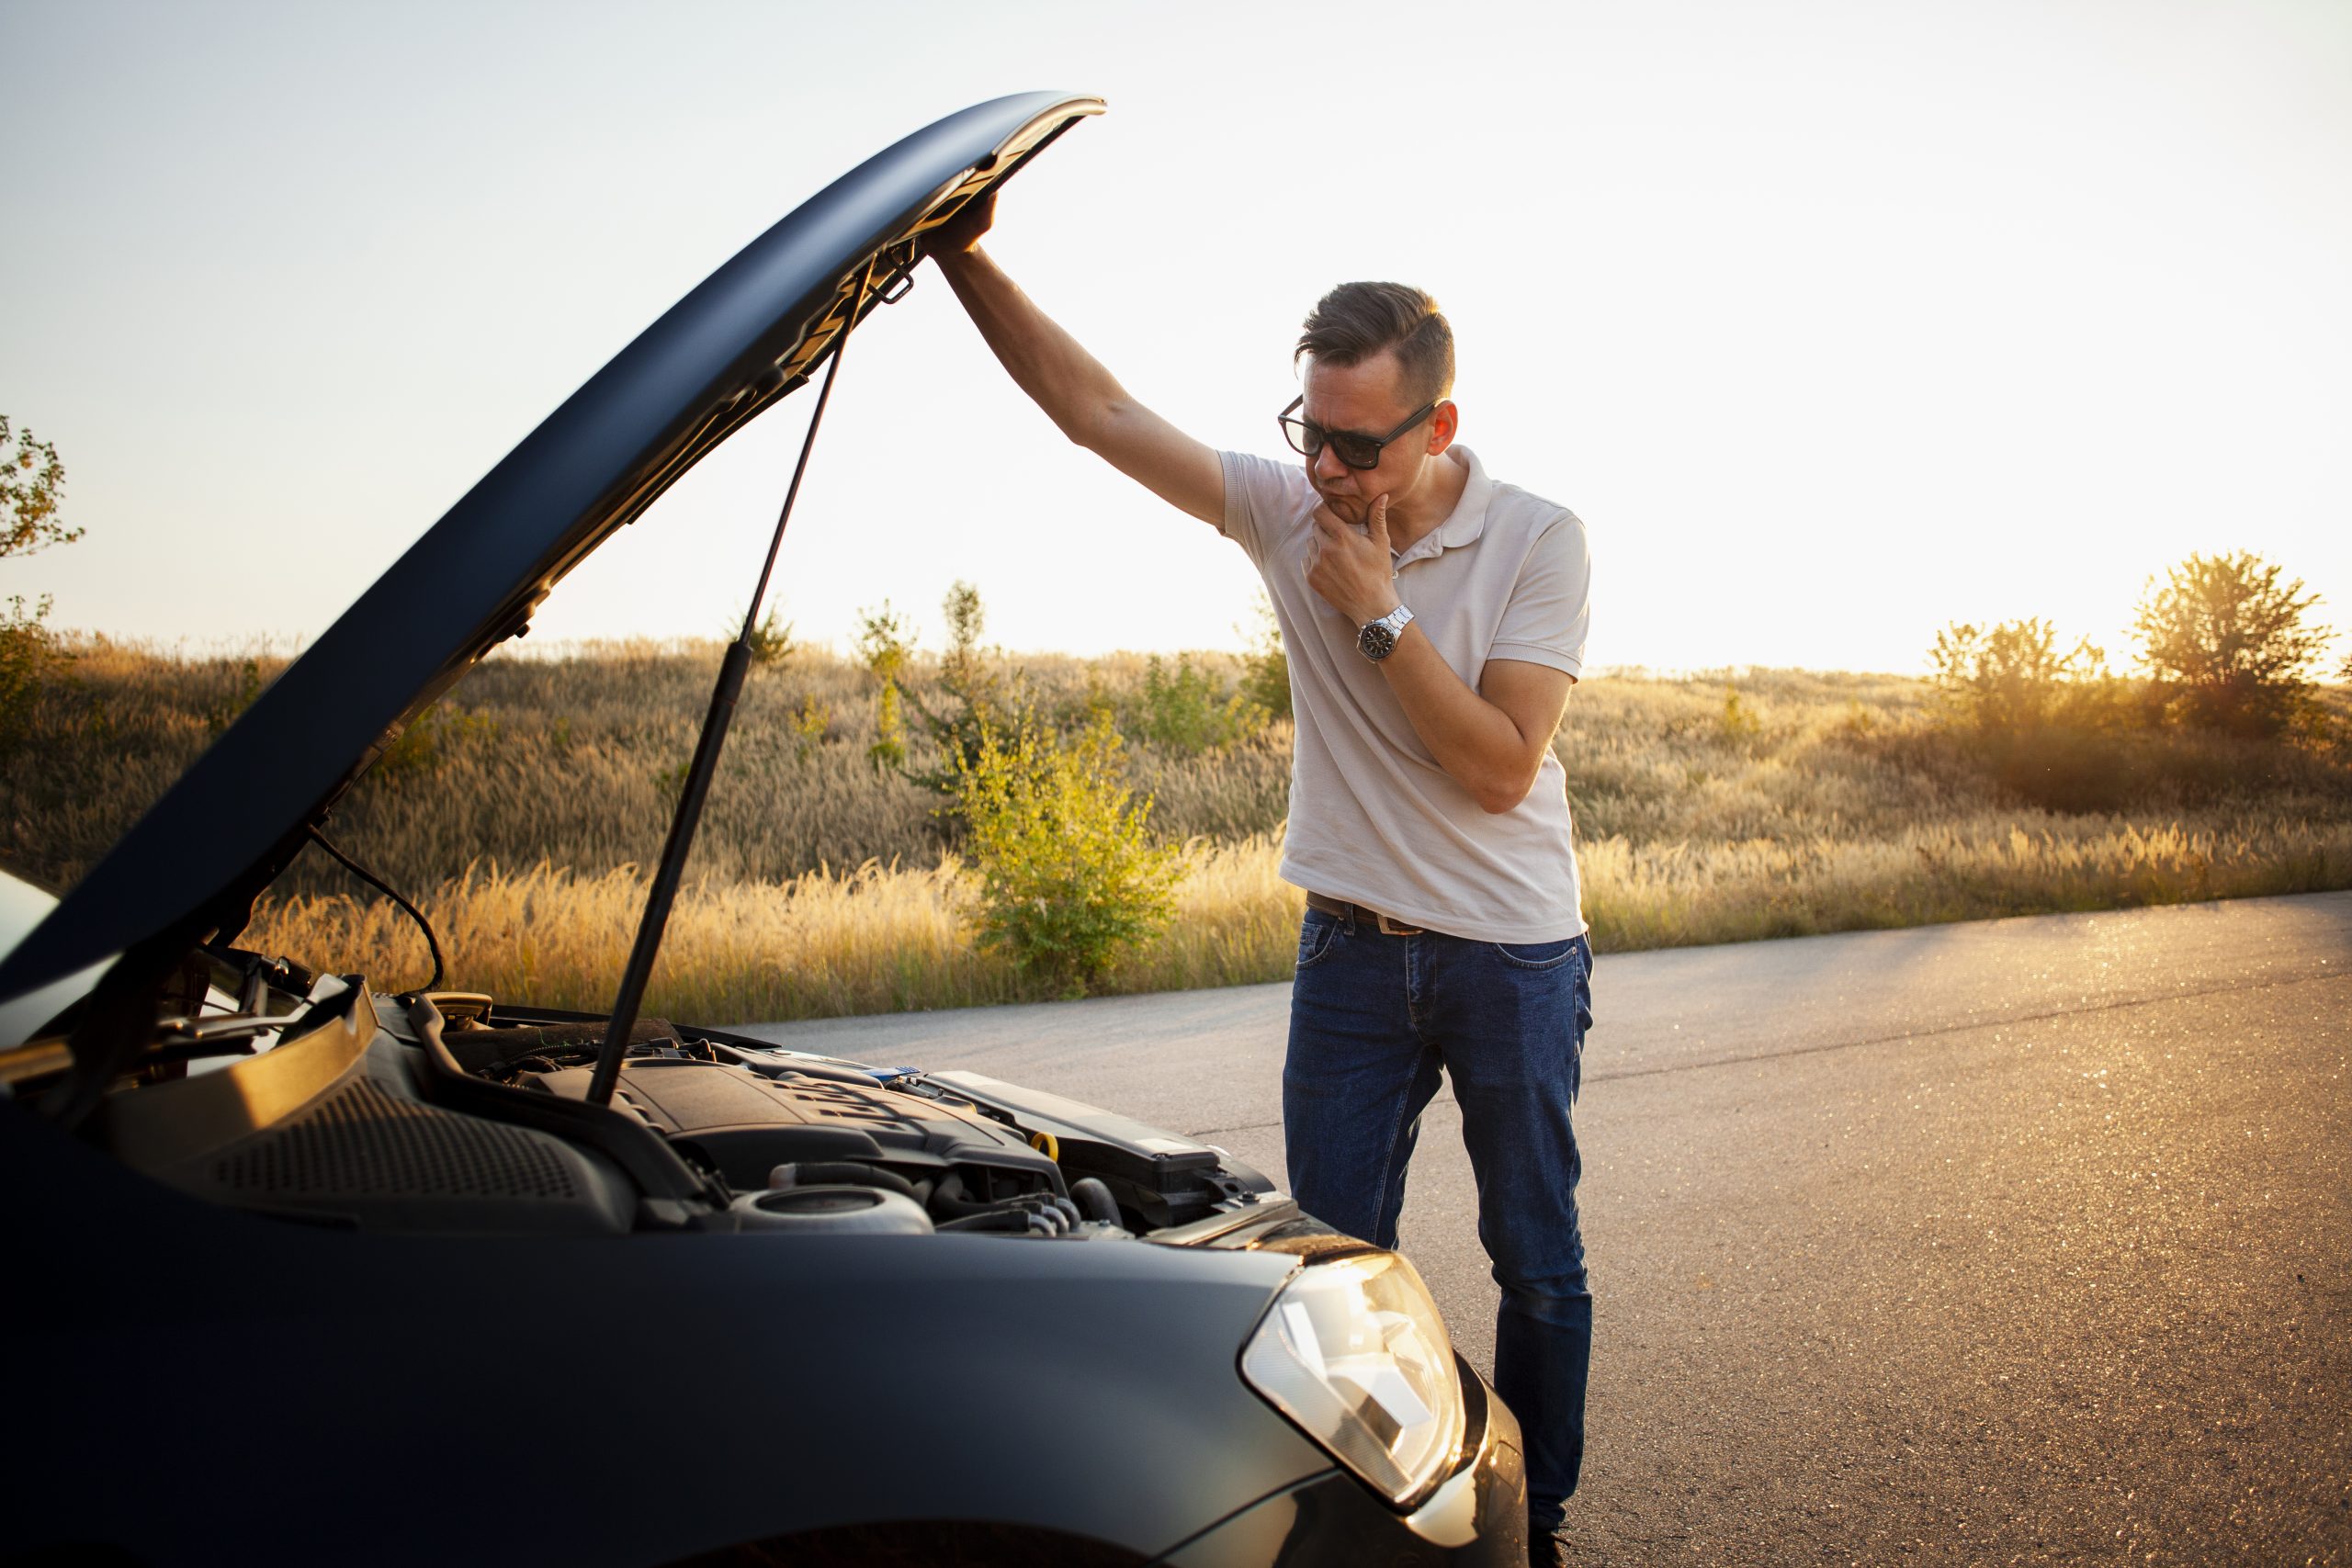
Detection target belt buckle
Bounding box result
[1374,909,1422,937]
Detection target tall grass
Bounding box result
[1578,808,2352,948]
[1,639,1289,898]
[11,641,2352,1022]
[240,835,1306,1023]
[238,809,2352,1024]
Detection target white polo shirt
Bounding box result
[1219,445,1590,943]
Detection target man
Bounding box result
[930,193,1593,1562]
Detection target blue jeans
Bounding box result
[1283,907,1594,1532]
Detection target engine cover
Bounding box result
[532,1058,1061,1197]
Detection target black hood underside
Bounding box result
[0,90,1102,1013]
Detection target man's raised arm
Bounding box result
[929,194,1224,527]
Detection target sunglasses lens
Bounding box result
[1278,407,1385,468]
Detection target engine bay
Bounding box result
[483,1008,1276,1239]
[71,957,1277,1244]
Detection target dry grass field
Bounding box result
[7,639,2349,1021]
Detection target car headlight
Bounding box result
[1239,1249,1467,1506]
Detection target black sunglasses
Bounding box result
[1277,395,1440,470]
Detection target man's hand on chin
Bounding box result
[1306,492,1401,626]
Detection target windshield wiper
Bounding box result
[584,256,881,1108]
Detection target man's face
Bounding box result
[1298,350,1454,526]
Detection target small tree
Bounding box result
[1,417,76,749]
[942,580,986,670]
[2132,551,2329,735]
[1717,683,1761,745]
[854,599,915,768]
[956,711,1182,998]
[0,595,59,750]
[861,580,1034,801]
[1928,618,2109,735]
[916,579,1017,790]
[2,417,74,560]
[741,606,797,671]
[1238,591,1291,720]
[789,694,831,761]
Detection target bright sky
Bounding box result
[5,0,2347,674]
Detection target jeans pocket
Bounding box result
[1490,936,1577,970]
[1295,909,1343,971]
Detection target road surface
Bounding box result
[738,893,2352,1565]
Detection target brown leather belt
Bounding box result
[1306,890,1426,936]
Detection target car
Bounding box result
[0,91,1527,1567]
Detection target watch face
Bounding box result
[1359,620,1398,661]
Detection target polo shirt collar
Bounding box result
[1392,446,1490,568]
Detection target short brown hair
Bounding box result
[1295,282,1455,407]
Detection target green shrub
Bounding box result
[1928,618,2111,735]
[1860,717,2346,817]
[1717,684,1761,746]
[867,682,906,771]
[956,712,1182,998]
[0,595,68,750]
[1238,592,1291,720]
[201,657,269,736]
[742,606,797,671]
[371,702,501,776]
[0,416,79,750]
[854,600,913,685]
[855,600,914,771]
[790,694,831,761]
[1921,619,2143,809]
[1131,652,1264,753]
[907,580,1023,796]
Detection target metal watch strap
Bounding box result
[1358,603,1414,661]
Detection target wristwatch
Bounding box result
[1357,603,1414,661]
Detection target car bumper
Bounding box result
[1154,1353,1527,1566]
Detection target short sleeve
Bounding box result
[1219,449,1312,571]
[1489,510,1592,678]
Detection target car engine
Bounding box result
[91,964,1276,1244]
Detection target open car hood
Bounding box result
[0,90,1101,1012]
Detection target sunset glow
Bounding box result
[4,0,2345,673]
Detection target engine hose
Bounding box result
[925,1173,984,1218]
[927,1173,1023,1220]
[1000,1197,1070,1235]
[769,1161,924,1201]
[925,1175,1084,1231]
[1068,1178,1121,1225]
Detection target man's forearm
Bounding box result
[933,242,1225,525]
[1306,496,1566,812]
[935,246,1129,451]
[1375,631,1552,814]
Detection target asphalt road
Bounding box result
[737,893,2352,1565]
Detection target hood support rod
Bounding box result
[586,256,879,1109]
